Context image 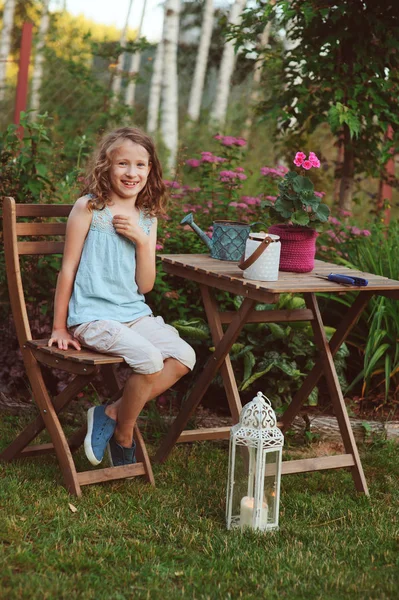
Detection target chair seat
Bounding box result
[27,340,124,373]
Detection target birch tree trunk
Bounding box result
[210,0,246,126]
[339,123,355,212]
[0,0,17,103]
[112,0,134,99]
[241,21,271,139]
[125,0,147,107]
[160,0,180,171]
[29,0,50,114]
[187,0,214,122]
[147,40,164,134]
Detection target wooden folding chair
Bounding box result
[0,197,155,496]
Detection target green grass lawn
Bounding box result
[0,414,398,600]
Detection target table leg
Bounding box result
[200,285,242,423]
[306,293,369,494]
[281,291,373,433]
[154,297,256,463]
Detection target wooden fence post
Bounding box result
[13,22,33,138]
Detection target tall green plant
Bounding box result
[325,221,399,400]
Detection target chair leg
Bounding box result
[24,359,83,497]
[134,424,155,486]
[0,374,92,461]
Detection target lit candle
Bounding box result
[240,496,268,530]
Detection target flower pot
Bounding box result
[267,224,318,273]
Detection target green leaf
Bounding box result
[240,365,274,391]
[314,203,330,222]
[292,176,314,192]
[291,211,310,226]
[268,323,286,339]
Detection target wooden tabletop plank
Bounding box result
[159,254,399,294]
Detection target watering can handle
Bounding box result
[238,236,274,271]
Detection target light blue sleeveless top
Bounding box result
[67,204,154,327]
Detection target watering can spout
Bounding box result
[180,213,213,251]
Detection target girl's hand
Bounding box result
[112,215,148,246]
[48,329,81,351]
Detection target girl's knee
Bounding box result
[180,344,196,372]
[136,347,164,374]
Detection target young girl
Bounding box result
[49,127,196,467]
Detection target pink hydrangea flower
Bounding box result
[221,136,235,146]
[234,138,247,147]
[261,166,287,178]
[186,158,200,168]
[241,196,260,205]
[201,152,218,163]
[302,160,312,170]
[350,226,361,235]
[163,180,181,189]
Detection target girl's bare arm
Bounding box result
[134,217,157,294]
[113,215,158,294]
[48,198,92,350]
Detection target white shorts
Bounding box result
[70,315,196,375]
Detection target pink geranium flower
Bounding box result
[302,160,312,170]
[294,152,306,167]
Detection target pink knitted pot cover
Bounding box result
[268,224,318,273]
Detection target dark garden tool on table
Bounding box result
[181,212,265,262]
[315,273,369,286]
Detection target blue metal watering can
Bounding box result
[181,213,265,262]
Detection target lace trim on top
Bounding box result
[90,206,153,236]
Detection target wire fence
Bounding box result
[0,24,254,141]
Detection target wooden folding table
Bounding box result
[154,254,399,495]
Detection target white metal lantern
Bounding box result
[226,392,284,532]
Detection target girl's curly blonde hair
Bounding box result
[82,127,167,217]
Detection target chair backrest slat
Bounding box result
[15,204,72,217]
[16,222,67,236]
[3,197,72,345]
[18,241,65,255]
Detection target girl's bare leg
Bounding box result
[105,358,189,447]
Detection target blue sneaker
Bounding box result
[107,435,137,467]
[84,405,116,466]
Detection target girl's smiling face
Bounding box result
[109,140,151,201]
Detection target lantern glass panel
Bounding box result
[228,442,282,531]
